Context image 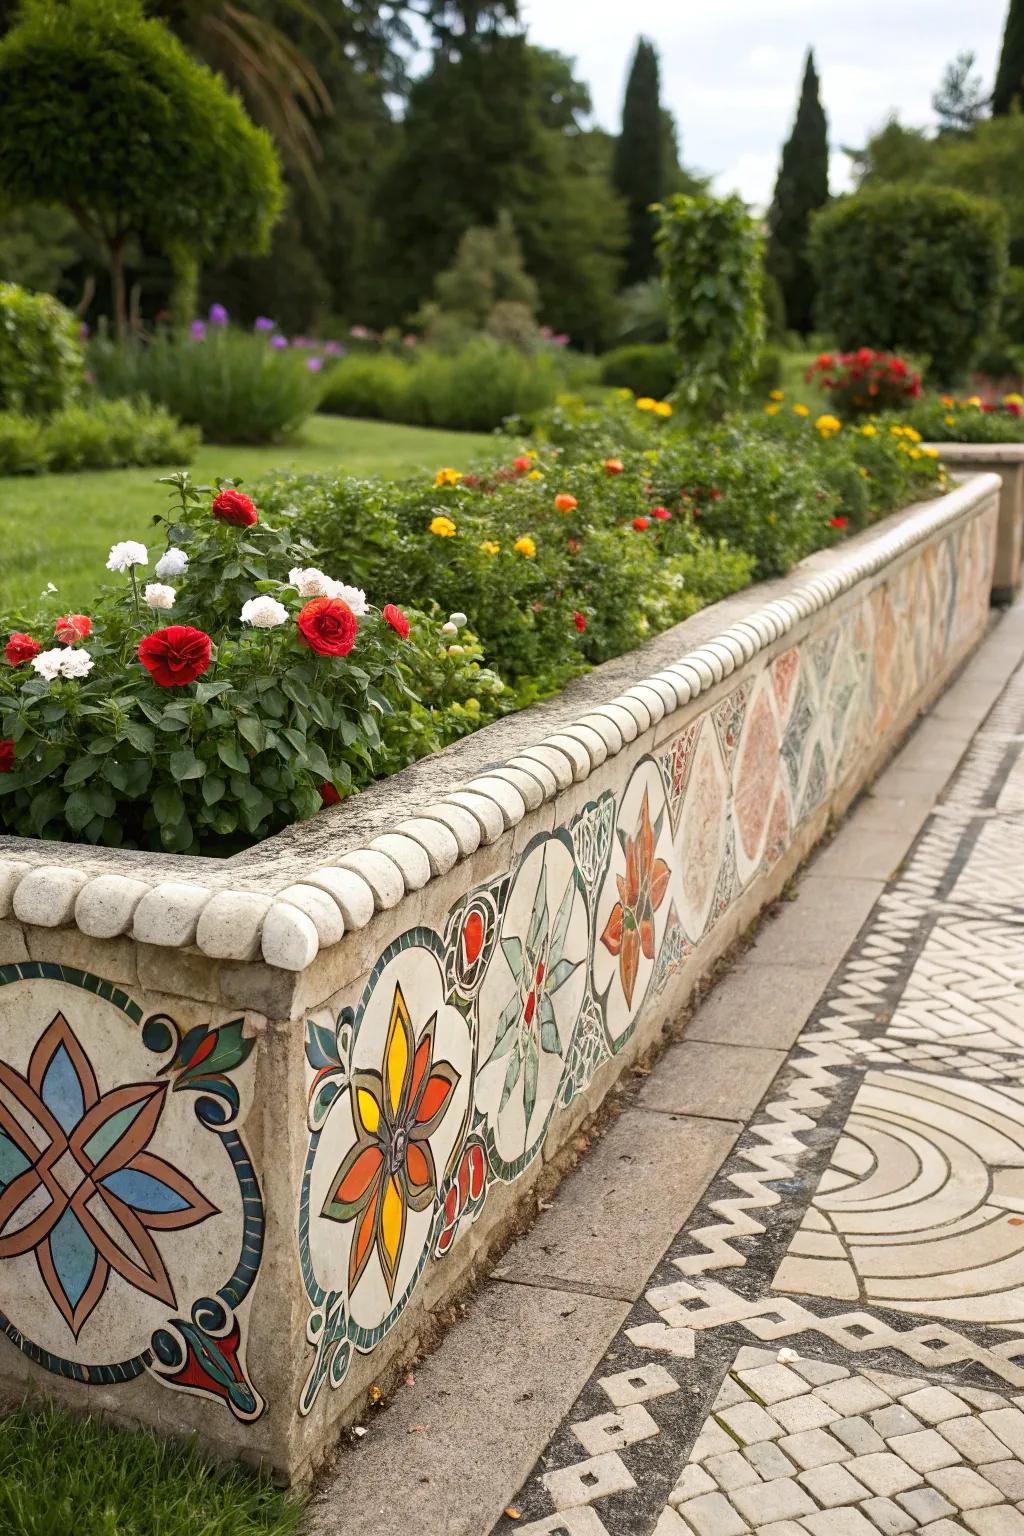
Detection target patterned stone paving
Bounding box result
[489,661,1024,1536]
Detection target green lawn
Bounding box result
[0,414,502,612]
[0,1400,304,1536]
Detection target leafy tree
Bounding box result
[847,116,935,185]
[933,50,986,134]
[612,38,664,287]
[766,50,829,335]
[994,0,1024,115]
[0,0,282,337]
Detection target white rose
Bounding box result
[447,644,465,657]
[441,621,458,636]
[59,648,94,680]
[32,648,68,681]
[155,547,189,579]
[106,540,148,572]
[331,582,368,616]
[289,566,333,597]
[449,611,468,628]
[144,583,176,611]
[241,595,289,629]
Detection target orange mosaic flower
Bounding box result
[600,789,670,1007]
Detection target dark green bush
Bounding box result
[599,343,677,400]
[0,281,82,414]
[810,186,1008,385]
[976,266,1024,376]
[752,344,783,394]
[0,397,198,475]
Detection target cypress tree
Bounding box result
[993,0,1024,114]
[612,37,664,287]
[766,50,829,335]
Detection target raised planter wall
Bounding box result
[0,475,999,1481]
[930,442,1024,603]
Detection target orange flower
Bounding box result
[554,493,577,513]
[605,458,624,475]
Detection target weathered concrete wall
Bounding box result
[930,444,1024,603]
[0,476,999,1480]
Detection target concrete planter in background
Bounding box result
[0,474,1000,1481]
[928,442,1024,603]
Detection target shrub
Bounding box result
[600,343,678,400]
[0,473,505,853]
[0,412,46,474]
[976,266,1024,376]
[806,347,922,417]
[91,327,320,444]
[752,344,784,394]
[319,339,563,433]
[654,193,765,418]
[0,397,197,476]
[0,282,82,415]
[897,393,1024,443]
[810,186,1008,385]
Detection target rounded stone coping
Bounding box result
[929,441,1024,464]
[0,474,1001,972]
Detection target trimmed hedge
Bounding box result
[0,281,82,415]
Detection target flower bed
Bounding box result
[0,468,999,1479]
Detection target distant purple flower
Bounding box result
[254,316,275,332]
[402,333,418,348]
[324,340,343,356]
[191,320,206,341]
[270,335,288,350]
[79,322,91,341]
[306,356,323,373]
[552,333,570,347]
[208,303,229,326]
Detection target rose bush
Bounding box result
[0,473,503,853]
[805,348,922,418]
[895,393,1024,444]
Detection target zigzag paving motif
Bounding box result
[491,659,1024,1536]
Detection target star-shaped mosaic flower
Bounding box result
[0,1014,218,1337]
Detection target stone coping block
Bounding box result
[0,475,999,1481]
[930,444,1024,602]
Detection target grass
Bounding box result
[0,1399,304,1536]
[0,413,503,612]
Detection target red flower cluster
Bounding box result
[5,632,39,667]
[806,348,921,417]
[652,506,671,521]
[0,739,14,772]
[574,610,587,633]
[297,597,357,656]
[212,488,258,527]
[55,614,91,645]
[138,626,212,687]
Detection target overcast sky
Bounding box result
[521,0,1009,209]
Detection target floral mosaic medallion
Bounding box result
[0,970,263,1419]
[732,675,783,887]
[477,832,589,1180]
[302,933,471,1393]
[593,760,673,1049]
[673,729,728,944]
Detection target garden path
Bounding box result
[306,600,1024,1536]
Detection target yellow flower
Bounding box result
[815,414,841,436]
[636,396,656,411]
[944,414,956,426]
[889,425,905,437]
[479,540,500,556]
[764,403,780,416]
[524,448,539,459]
[909,447,921,459]
[435,467,461,487]
[923,446,939,458]
[1005,393,1024,406]
[430,515,457,538]
[966,395,982,407]
[769,389,785,401]
[653,401,672,417]
[902,425,922,443]
[514,536,536,559]
[527,469,543,480]
[859,423,877,437]
[793,403,809,417]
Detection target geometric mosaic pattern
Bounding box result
[490,644,1024,1533]
[301,511,996,1417]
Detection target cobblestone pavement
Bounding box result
[491,652,1024,1536]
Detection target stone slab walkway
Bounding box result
[306,602,1024,1536]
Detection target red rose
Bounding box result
[5,633,39,667]
[212,488,258,527]
[709,488,722,501]
[297,597,357,657]
[137,625,212,687]
[55,614,91,646]
[320,781,341,807]
[574,611,587,633]
[652,507,671,521]
[829,516,848,530]
[382,603,410,640]
[0,739,14,772]
[632,516,650,532]
[567,538,581,554]
[513,456,531,472]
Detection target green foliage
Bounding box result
[600,343,678,399]
[0,282,82,415]
[91,329,321,444]
[0,397,198,475]
[418,211,540,350]
[810,186,1008,384]
[0,204,81,296]
[615,278,669,343]
[766,51,829,335]
[994,0,1024,115]
[612,37,665,287]
[932,51,986,134]
[0,0,282,335]
[0,1398,304,1536]
[752,345,784,394]
[899,394,1024,443]
[655,193,765,418]
[977,266,1024,374]
[849,117,935,186]
[319,339,565,431]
